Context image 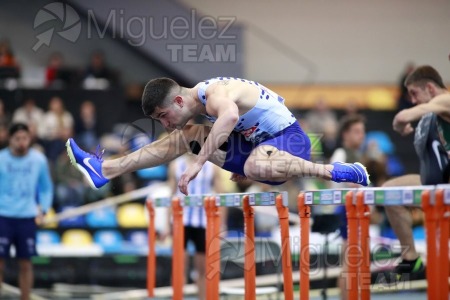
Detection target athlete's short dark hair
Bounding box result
[404,65,445,89]
[141,77,179,117]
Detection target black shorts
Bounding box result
[184,226,206,254]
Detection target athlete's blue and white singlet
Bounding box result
[197,77,311,185]
[197,77,297,144]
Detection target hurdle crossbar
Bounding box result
[299,184,450,300]
[42,185,157,225]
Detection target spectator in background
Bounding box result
[0,123,53,300]
[123,83,146,122]
[305,97,338,133]
[0,98,10,125]
[343,97,360,116]
[75,100,99,151]
[396,62,415,111]
[0,39,20,85]
[0,123,8,149]
[0,39,18,68]
[305,97,338,159]
[45,52,75,89]
[12,98,44,140]
[53,151,85,210]
[364,131,404,178]
[131,132,168,188]
[83,51,116,89]
[166,153,223,300]
[39,97,74,162]
[329,114,366,300]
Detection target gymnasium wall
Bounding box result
[180,0,450,84]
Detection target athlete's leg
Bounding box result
[243,145,369,186]
[243,145,332,181]
[241,123,369,186]
[67,124,226,189]
[383,174,421,260]
[102,124,224,179]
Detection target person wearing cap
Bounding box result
[0,123,53,300]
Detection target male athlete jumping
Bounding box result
[67,77,370,194]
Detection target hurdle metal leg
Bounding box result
[172,198,185,300]
[242,195,256,300]
[275,194,294,300]
[357,191,371,300]
[297,193,311,300]
[345,191,359,300]
[146,201,156,298]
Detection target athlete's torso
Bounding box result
[197,77,297,144]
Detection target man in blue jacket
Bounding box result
[0,123,53,300]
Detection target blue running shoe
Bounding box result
[66,138,109,189]
[331,162,370,186]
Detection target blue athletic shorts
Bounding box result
[222,122,311,185]
[0,216,37,259]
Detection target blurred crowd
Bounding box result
[0,39,119,90]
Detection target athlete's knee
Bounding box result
[244,156,271,179]
[243,157,259,179]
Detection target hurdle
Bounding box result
[298,185,450,300]
[146,191,295,300]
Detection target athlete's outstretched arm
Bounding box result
[393,93,450,135]
[178,85,239,195]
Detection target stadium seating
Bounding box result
[58,206,86,228]
[86,206,118,228]
[93,230,124,253]
[61,229,93,247]
[37,230,61,245]
[117,203,147,228]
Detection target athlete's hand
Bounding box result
[230,173,247,182]
[178,162,203,195]
[394,120,414,136]
[393,111,415,136]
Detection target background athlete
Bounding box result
[385,65,450,281]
